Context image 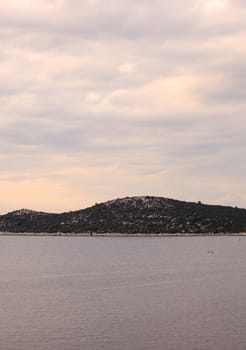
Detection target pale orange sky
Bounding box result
[0,0,245,213]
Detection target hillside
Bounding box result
[0,196,246,234]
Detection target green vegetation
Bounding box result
[0,197,245,234]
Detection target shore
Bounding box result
[0,232,246,237]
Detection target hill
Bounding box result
[0,196,245,234]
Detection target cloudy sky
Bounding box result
[0,0,245,213]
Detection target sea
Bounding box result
[0,235,246,350]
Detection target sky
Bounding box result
[0,0,245,213]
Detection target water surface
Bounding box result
[0,236,246,350]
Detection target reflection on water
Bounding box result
[0,236,246,350]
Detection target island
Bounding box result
[0,196,245,235]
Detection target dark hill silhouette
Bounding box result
[0,196,245,234]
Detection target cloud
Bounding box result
[0,0,245,213]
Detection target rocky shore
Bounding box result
[0,231,246,237]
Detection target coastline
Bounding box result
[0,232,246,237]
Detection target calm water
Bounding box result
[0,236,246,350]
